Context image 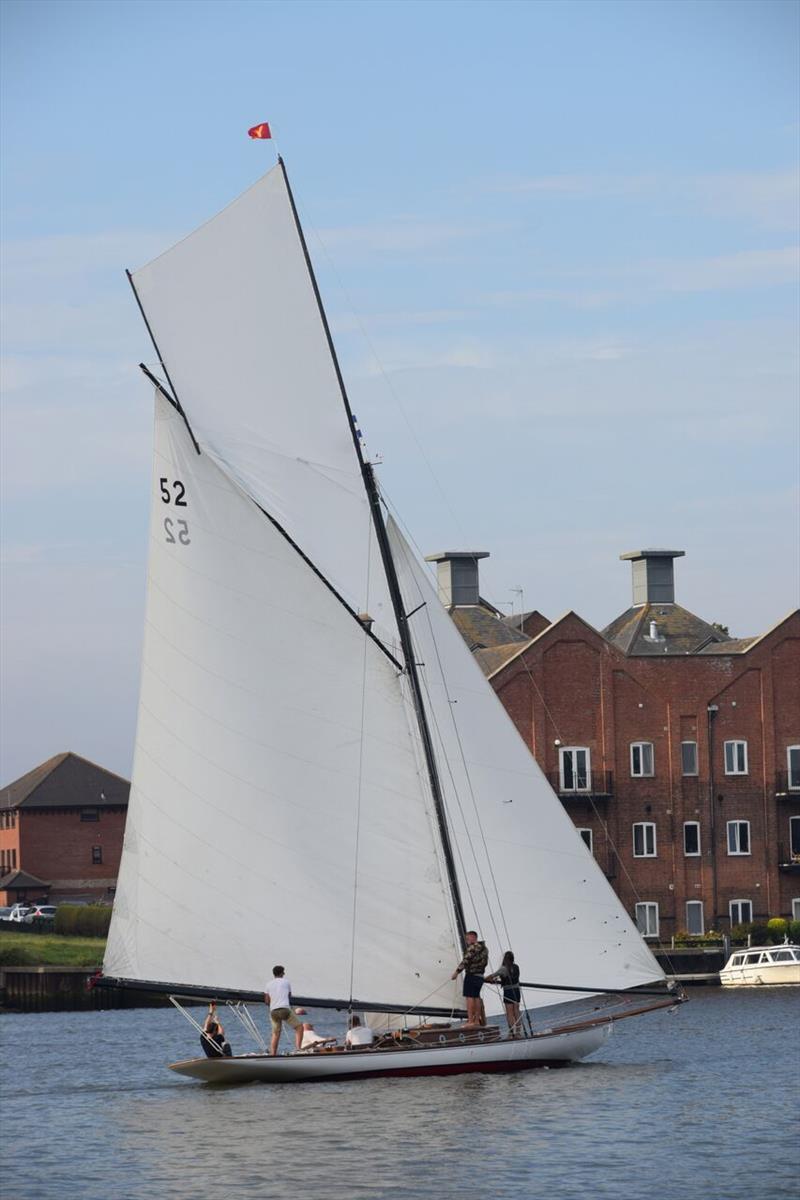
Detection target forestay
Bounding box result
[104,394,461,1010]
[130,164,394,638]
[387,518,665,1013]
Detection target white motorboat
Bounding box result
[99,151,682,1082]
[719,944,800,987]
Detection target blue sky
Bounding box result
[1,0,798,782]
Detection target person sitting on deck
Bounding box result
[344,1015,374,1049]
[451,930,489,1027]
[300,1022,337,1050]
[200,1003,232,1058]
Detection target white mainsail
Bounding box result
[387,517,665,1012]
[130,164,394,638]
[104,394,461,1009]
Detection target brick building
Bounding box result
[0,752,130,905]
[427,547,800,940]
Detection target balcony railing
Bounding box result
[778,844,800,872]
[547,770,613,799]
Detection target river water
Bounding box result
[1,988,798,1200]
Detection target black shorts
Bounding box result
[503,988,522,1004]
[463,973,484,999]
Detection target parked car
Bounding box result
[0,906,15,921]
[23,905,58,922]
[7,905,32,922]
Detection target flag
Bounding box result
[248,122,272,140]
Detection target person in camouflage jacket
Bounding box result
[451,931,489,1026]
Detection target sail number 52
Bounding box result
[160,477,190,545]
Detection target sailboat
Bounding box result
[100,156,681,1083]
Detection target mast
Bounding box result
[279,156,469,949]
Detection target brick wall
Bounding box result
[18,807,127,901]
[490,611,800,936]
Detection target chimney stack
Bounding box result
[620,549,685,606]
[424,550,489,607]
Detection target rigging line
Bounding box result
[415,588,514,953]
[128,277,200,455]
[347,523,373,1005]
[413,642,505,955]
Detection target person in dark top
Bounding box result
[487,950,522,1037]
[451,930,489,1026]
[200,1002,233,1058]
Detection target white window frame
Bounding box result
[724,740,748,775]
[681,740,698,776]
[633,821,657,858]
[729,899,752,925]
[577,828,593,853]
[790,815,800,860]
[685,900,704,935]
[630,741,654,777]
[792,899,800,922]
[788,745,800,790]
[635,902,659,939]
[683,821,701,857]
[727,819,751,856]
[559,747,590,793]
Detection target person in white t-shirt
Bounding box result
[265,965,303,1056]
[344,1014,374,1049]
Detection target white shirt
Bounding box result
[345,1025,374,1047]
[267,976,292,1010]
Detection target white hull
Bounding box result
[719,944,800,987]
[170,1023,611,1084]
[720,964,800,987]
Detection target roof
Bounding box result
[500,609,551,639]
[0,869,50,890]
[448,605,531,653]
[0,752,130,811]
[601,603,734,656]
[473,644,531,676]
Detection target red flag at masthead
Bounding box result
[248,122,272,140]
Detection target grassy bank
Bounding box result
[0,932,106,968]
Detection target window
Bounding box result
[635,902,659,938]
[11,849,16,869]
[686,901,704,935]
[633,822,657,857]
[791,816,800,860]
[729,899,752,925]
[793,899,800,922]
[577,828,593,853]
[727,820,750,855]
[559,747,590,792]
[630,742,654,777]
[681,741,698,776]
[724,740,748,775]
[788,746,800,790]
[80,808,100,822]
[683,822,701,856]
[91,846,103,865]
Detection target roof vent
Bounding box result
[620,548,685,606]
[424,550,489,607]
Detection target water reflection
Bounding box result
[2,989,798,1199]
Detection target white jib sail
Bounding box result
[104,394,461,1011]
[387,518,665,1013]
[130,164,394,638]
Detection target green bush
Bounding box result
[54,905,112,938]
[0,943,36,965]
[767,917,788,942]
[788,920,800,943]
